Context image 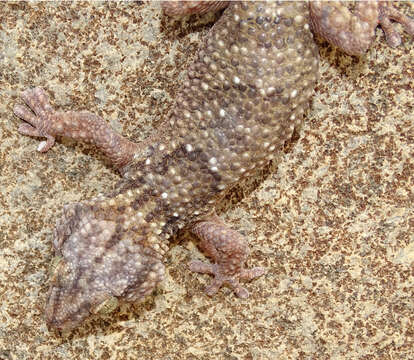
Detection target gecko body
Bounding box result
[13,1,414,330]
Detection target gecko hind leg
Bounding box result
[309,1,414,56]
[190,216,266,298]
[378,2,414,47]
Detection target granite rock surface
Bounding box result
[0,2,413,359]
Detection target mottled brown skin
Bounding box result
[13,1,414,331]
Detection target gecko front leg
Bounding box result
[190,216,266,298]
[14,87,138,169]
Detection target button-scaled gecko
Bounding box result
[13,1,414,331]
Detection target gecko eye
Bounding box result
[92,295,119,316]
[48,256,65,278]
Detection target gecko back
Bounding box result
[116,1,320,232]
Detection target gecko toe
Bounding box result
[14,104,38,125]
[14,88,57,151]
[188,260,214,274]
[21,87,52,116]
[18,123,41,137]
[240,267,267,282]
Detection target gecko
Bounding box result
[13,1,414,331]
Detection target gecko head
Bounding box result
[45,204,166,331]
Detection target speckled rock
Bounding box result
[0,1,413,359]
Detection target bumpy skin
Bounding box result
[189,216,266,299]
[162,1,229,16]
[309,1,414,55]
[13,2,414,331]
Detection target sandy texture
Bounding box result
[1,1,413,359]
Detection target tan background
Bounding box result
[1,2,413,359]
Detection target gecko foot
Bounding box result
[189,260,265,298]
[14,87,56,152]
[190,217,266,298]
[378,3,414,48]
